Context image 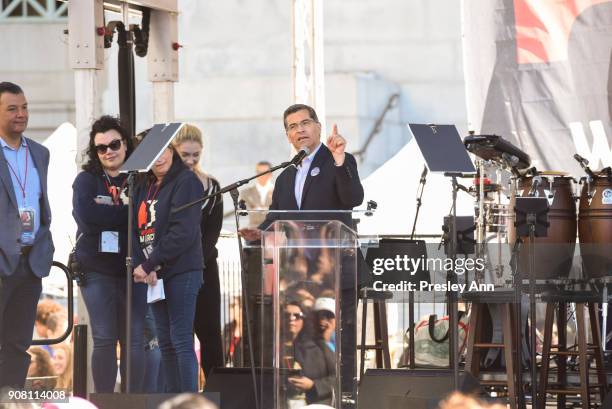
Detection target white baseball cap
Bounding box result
[314,297,335,315]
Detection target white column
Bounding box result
[73,70,101,165]
[148,9,179,123]
[152,81,175,123]
[292,0,326,131]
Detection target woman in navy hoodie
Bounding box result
[72,115,146,392]
[132,144,204,392]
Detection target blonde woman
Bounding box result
[173,124,224,378]
[51,343,73,390]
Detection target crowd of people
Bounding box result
[26,298,72,391]
[0,81,365,407]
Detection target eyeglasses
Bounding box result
[287,118,316,132]
[285,312,305,321]
[95,139,123,154]
[317,310,335,320]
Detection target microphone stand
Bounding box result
[410,165,427,239]
[171,156,300,409]
[408,165,428,368]
[444,172,462,390]
[124,170,137,393]
[173,158,299,214]
[228,188,260,409]
[509,234,526,409]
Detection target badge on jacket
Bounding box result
[310,167,320,177]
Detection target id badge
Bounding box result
[143,244,154,259]
[19,207,35,232]
[100,231,120,253]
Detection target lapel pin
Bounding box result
[310,167,320,177]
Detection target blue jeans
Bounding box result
[80,272,147,392]
[143,305,164,392]
[151,270,202,392]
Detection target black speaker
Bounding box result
[357,369,480,409]
[205,368,273,409]
[89,393,220,409]
[89,393,176,409]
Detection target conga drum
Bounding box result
[578,174,612,279]
[508,172,577,279]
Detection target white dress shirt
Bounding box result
[294,143,322,209]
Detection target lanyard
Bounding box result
[146,180,161,202]
[103,173,127,205]
[5,145,29,201]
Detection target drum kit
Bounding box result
[463,133,612,284]
[463,133,612,408]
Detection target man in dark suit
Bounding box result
[239,104,364,231]
[0,82,54,389]
[241,103,364,406]
[269,104,363,217]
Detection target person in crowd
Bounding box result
[239,161,274,227]
[27,347,55,379]
[0,82,55,389]
[314,297,336,352]
[72,115,146,392]
[45,310,68,341]
[223,296,242,367]
[172,124,224,379]
[240,104,364,404]
[26,346,57,390]
[284,301,335,406]
[437,392,506,409]
[158,393,218,409]
[51,343,73,390]
[132,143,204,392]
[34,299,64,355]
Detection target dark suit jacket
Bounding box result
[262,144,364,228]
[0,137,54,278]
[260,144,368,287]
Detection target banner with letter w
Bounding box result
[462,0,612,172]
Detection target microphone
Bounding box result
[573,153,589,166]
[420,165,428,183]
[528,175,542,197]
[574,153,596,180]
[290,147,310,166]
[501,152,519,167]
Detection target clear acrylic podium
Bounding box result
[240,210,360,409]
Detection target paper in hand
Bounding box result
[147,279,165,303]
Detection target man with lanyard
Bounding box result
[0,82,54,389]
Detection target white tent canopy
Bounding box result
[42,122,79,295]
[358,137,475,237]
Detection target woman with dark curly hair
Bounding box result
[72,115,147,392]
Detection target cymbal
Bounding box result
[527,170,570,177]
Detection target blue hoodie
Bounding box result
[132,155,205,281]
